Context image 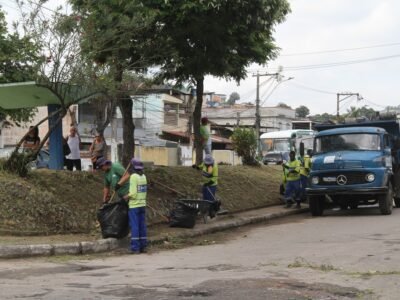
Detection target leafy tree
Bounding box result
[227,92,240,105]
[277,102,292,109]
[346,106,377,119]
[231,127,258,166]
[295,105,310,118]
[0,9,39,126]
[148,0,290,164]
[71,0,158,166]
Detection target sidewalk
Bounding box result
[0,205,309,259]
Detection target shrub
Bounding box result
[231,128,259,166]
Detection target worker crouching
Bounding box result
[283,151,302,208]
[128,159,148,254]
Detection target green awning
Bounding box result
[0,81,103,109]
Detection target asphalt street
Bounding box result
[2,206,400,299]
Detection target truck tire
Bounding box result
[309,196,324,216]
[394,198,400,208]
[349,203,359,209]
[378,183,393,215]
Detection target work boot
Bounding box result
[295,202,301,209]
[140,248,148,254]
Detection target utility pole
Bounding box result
[337,92,362,118]
[253,72,279,155]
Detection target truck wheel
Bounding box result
[309,196,324,216]
[394,198,400,208]
[378,183,393,215]
[349,203,359,209]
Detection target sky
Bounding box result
[1,0,400,115]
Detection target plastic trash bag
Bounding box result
[169,201,198,228]
[97,199,129,239]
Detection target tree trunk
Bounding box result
[193,76,204,165]
[114,64,135,167]
[118,99,135,167]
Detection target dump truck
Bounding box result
[306,120,400,216]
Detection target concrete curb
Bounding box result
[0,207,308,259]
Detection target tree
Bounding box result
[227,92,240,105]
[231,127,259,166]
[277,102,292,109]
[3,2,103,176]
[346,106,377,119]
[71,0,157,166]
[295,105,310,118]
[148,0,290,164]
[0,9,39,127]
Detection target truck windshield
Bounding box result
[316,133,381,153]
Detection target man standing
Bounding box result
[299,149,312,201]
[200,117,212,155]
[128,158,148,254]
[65,126,81,171]
[96,157,130,203]
[283,151,302,208]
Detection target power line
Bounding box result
[280,42,400,57]
[287,81,336,95]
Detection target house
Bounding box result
[203,105,295,134]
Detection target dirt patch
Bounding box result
[0,165,280,235]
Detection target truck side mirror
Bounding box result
[300,142,305,157]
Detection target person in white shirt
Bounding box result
[65,126,82,171]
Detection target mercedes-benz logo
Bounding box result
[337,175,347,185]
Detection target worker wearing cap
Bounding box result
[194,154,219,218]
[128,158,148,254]
[96,157,130,203]
[200,117,212,155]
[283,151,302,208]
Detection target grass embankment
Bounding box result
[0,166,281,236]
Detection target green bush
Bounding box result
[231,128,259,166]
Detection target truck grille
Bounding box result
[317,172,369,185]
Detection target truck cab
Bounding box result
[307,121,400,216]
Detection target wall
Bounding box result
[212,150,242,166]
[1,106,74,147]
[136,145,178,166]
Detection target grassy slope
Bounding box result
[0,166,281,235]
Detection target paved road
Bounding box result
[2,206,400,299]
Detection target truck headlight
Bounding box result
[365,173,375,182]
[311,176,319,185]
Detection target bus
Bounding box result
[260,129,315,157]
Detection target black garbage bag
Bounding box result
[169,201,198,228]
[97,199,129,239]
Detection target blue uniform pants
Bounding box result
[203,185,217,202]
[300,175,308,200]
[128,207,147,252]
[284,180,301,203]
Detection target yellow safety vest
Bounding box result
[285,160,301,181]
[200,163,218,186]
[128,173,147,208]
[299,155,311,177]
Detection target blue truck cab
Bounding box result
[306,120,400,216]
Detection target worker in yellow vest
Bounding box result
[193,154,219,218]
[283,151,302,208]
[299,149,312,201]
[128,158,148,254]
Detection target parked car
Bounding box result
[263,152,288,165]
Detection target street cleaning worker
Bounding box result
[193,154,219,218]
[96,157,130,203]
[128,158,148,254]
[283,151,302,208]
[200,117,212,155]
[299,149,312,201]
